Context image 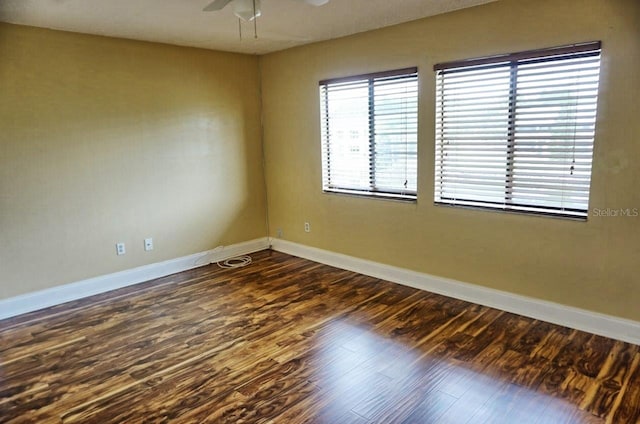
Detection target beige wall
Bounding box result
[260,0,640,321]
[0,23,266,299]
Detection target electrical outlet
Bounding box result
[116,242,126,256]
[144,238,154,251]
[276,228,283,238]
[304,222,311,233]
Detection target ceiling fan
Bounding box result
[203,0,330,22]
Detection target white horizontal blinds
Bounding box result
[435,63,511,206]
[320,80,370,191]
[434,42,601,218]
[372,74,418,194]
[320,68,418,199]
[510,54,600,214]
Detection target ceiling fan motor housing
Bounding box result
[234,0,261,21]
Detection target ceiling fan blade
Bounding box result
[203,0,233,12]
[298,0,330,6]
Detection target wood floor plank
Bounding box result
[1,250,638,423]
[604,351,640,423]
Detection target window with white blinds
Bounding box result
[434,42,601,219]
[320,68,418,200]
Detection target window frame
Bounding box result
[433,42,601,220]
[319,67,419,202]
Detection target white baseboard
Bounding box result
[270,239,640,346]
[0,237,270,321]
[5,236,638,345]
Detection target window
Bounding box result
[320,68,418,200]
[434,42,601,219]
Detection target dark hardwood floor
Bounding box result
[1,250,639,423]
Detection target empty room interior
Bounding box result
[1,0,639,422]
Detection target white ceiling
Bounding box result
[0,0,497,55]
